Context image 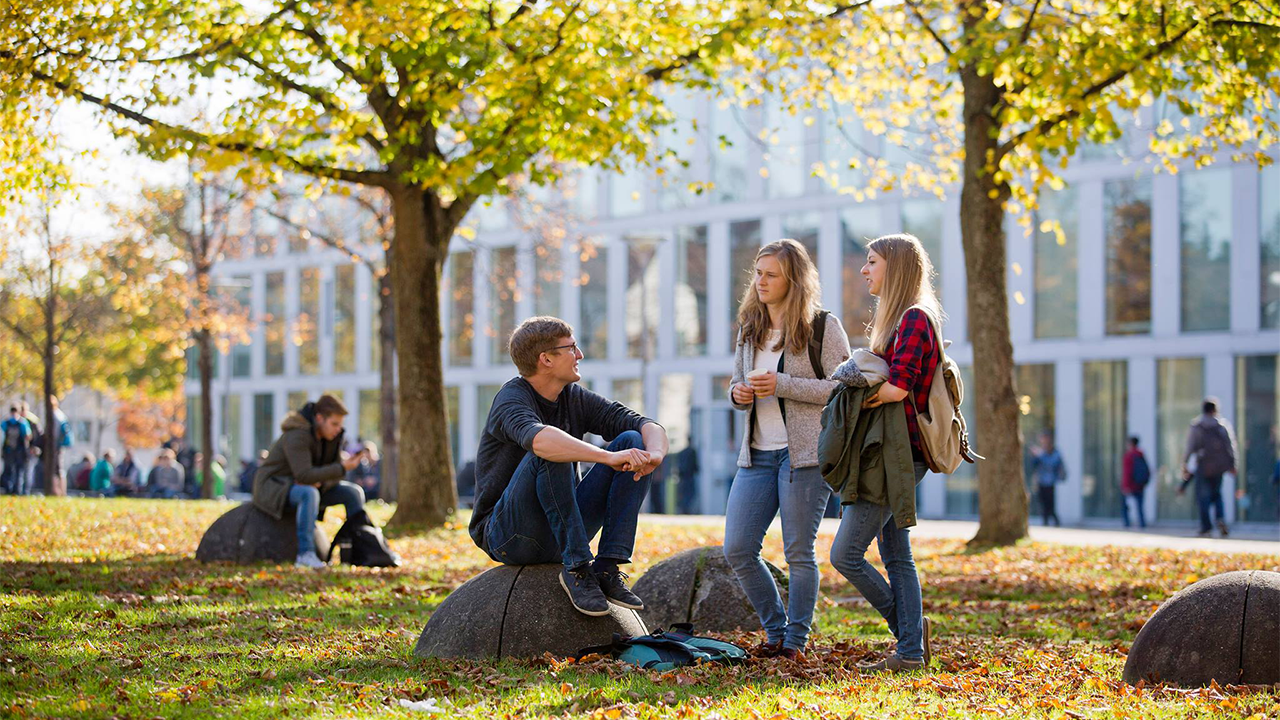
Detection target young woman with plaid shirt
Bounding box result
[830,233,943,673]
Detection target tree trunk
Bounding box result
[386,185,457,527]
[197,326,215,499]
[42,274,64,497]
[377,272,399,502]
[960,65,1029,546]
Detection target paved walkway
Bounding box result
[639,514,1280,555]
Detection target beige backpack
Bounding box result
[903,306,982,474]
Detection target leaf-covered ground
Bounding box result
[0,496,1276,719]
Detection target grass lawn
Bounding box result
[0,496,1277,719]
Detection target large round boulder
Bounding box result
[414,564,647,660]
[195,503,330,564]
[632,545,787,633]
[1123,570,1280,687]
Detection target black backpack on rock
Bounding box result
[328,510,401,567]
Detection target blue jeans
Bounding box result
[288,481,366,556]
[2,450,27,494]
[1195,474,1225,533]
[829,462,929,661]
[723,448,831,651]
[1122,490,1146,528]
[485,430,649,569]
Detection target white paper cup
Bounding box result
[747,369,769,379]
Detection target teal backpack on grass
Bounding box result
[576,623,748,670]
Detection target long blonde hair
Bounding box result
[737,239,823,353]
[866,233,945,354]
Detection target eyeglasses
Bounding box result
[546,342,580,355]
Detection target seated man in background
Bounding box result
[469,317,669,617]
[252,394,368,570]
[147,449,186,498]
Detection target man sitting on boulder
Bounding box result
[471,317,669,617]
[252,394,369,569]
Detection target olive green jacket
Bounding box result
[817,382,918,529]
[252,405,346,520]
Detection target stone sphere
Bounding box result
[632,545,787,633]
[414,564,647,660]
[1123,570,1280,687]
[195,503,330,564]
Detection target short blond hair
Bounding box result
[509,317,574,376]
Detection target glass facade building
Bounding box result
[197,103,1279,527]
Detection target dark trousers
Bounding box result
[1195,474,1225,533]
[2,449,27,494]
[1037,483,1060,526]
[485,430,649,568]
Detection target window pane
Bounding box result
[253,393,274,458]
[370,263,385,371]
[609,161,646,218]
[1180,169,1232,332]
[765,99,808,199]
[1236,354,1279,522]
[901,200,944,298]
[729,220,762,347]
[220,393,243,479]
[626,235,661,360]
[1082,360,1127,518]
[576,238,609,360]
[334,265,356,374]
[1017,364,1056,458]
[658,90,700,211]
[1261,166,1280,329]
[820,109,864,193]
[490,246,518,365]
[782,212,821,271]
[477,384,502,443]
[946,365,978,516]
[1155,358,1203,520]
[186,395,204,454]
[287,390,309,412]
[534,241,563,318]
[1105,178,1152,335]
[298,267,321,375]
[676,225,708,357]
[841,207,878,346]
[264,272,285,376]
[1034,187,1079,338]
[614,379,644,416]
[227,275,252,377]
[449,252,474,367]
[569,169,598,220]
[655,373,695,514]
[445,386,461,468]
[710,99,752,204]
[357,389,380,447]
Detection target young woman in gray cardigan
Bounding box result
[723,239,851,659]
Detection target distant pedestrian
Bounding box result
[68,453,95,493]
[2,405,31,495]
[89,449,115,495]
[147,449,186,499]
[1121,436,1150,528]
[193,452,227,498]
[19,402,41,495]
[1029,430,1065,526]
[111,450,142,497]
[1179,396,1237,538]
[238,452,264,494]
[675,442,700,515]
[347,441,381,499]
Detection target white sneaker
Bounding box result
[295,550,327,570]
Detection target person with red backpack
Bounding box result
[1179,397,1237,538]
[1121,436,1150,529]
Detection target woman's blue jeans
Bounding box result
[829,462,929,661]
[288,481,366,556]
[723,448,831,651]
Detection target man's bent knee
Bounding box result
[608,430,644,451]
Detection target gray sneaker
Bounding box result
[294,550,327,570]
[858,654,925,673]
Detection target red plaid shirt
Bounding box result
[879,308,939,461]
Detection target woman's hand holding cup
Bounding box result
[747,369,777,397]
[731,381,755,405]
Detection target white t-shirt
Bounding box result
[750,330,788,450]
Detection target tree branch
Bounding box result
[997,14,1214,155]
[905,0,953,56]
[262,207,379,273]
[1020,0,1044,45]
[28,70,393,188]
